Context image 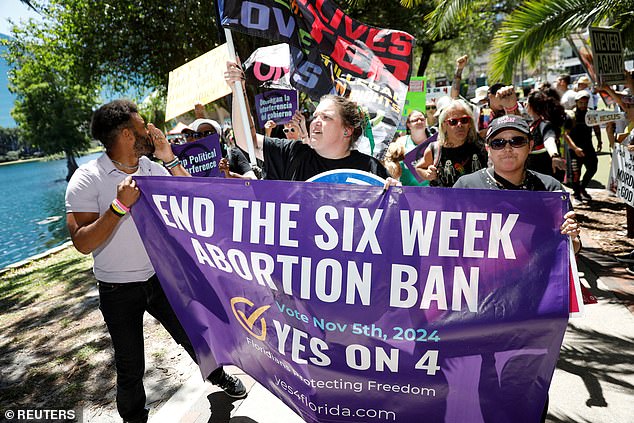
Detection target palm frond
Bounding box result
[489,0,617,82]
[425,0,489,38]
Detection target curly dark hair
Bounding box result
[90,99,139,150]
[527,91,566,137]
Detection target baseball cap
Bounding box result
[575,90,591,101]
[485,115,530,141]
[189,118,222,135]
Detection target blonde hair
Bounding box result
[437,99,477,146]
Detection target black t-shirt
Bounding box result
[263,137,389,181]
[228,146,252,175]
[566,109,593,150]
[530,119,557,150]
[431,141,487,187]
[453,168,564,192]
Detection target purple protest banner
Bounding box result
[254,89,298,129]
[171,135,222,177]
[404,133,438,183]
[132,177,570,423]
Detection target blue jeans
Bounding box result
[98,275,223,422]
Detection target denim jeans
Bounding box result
[98,275,223,422]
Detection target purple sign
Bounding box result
[171,135,222,177]
[254,89,298,129]
[404,133,437,183]
[132,178,570,423]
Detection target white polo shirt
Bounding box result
[65,153,169,283]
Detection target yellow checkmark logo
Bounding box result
[230,297,271,341]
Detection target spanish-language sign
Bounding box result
[589,27,625,85]
[254,89,298,129]
[132,177,570,423]
[610,143,634,206]
[171,135,222,177]
[218,0,415,159]
[165,44,231,121]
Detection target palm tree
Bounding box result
[20,1,38,11]
[425,0,633,82]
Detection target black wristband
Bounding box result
[110,203,125,217]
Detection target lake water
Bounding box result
[0,152,102,269]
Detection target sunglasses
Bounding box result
[408,117,426,123]
[184,130,216,139]
[488,136,529,150]
[426,105,437,110]
[445,116,471,126]
[283,127,296,134]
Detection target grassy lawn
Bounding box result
[0,247,114,411]
[0,247,193,420]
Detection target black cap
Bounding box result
[486,115,531,141]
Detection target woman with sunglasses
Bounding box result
[225,61,389,181]
[385,110,432,186]
[415,99,487,187]
[454,115,581,423]
[454,115,581,251]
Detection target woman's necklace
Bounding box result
[110,158,139,170]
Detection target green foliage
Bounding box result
[3,6,98,158]
[52,0,223,91]
[0,126,23,154]
[490,0,634,81]
[425,0,634,82]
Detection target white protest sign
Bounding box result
[612,143,634,206]
[165,44,231,121]
[585,110,626,126]
[589,27,625,85]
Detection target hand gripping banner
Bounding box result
[132,177,570,423]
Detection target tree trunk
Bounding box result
[416,43,435,77]
[66,151,79,181]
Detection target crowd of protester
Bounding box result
[64,53,634,422]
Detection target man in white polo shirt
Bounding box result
[65,100,246,423]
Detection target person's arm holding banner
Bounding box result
[225,60,265,161]
[561,211,582,254]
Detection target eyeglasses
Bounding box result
[426,105,437,110]
[488,136,529,150]
[445,116,471,126]
[408,117,426,123]
[283,127,296,134]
